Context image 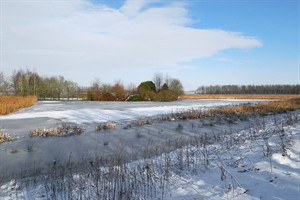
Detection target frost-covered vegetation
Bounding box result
[0,111,299,199]
[0,131,12,144]
[29,124,85,137]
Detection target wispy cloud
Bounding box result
[217,56,243,65]
[1,0,261,84]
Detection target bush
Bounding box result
[153,90,177,102]
[137,81,156,92]
[136,78,183,102]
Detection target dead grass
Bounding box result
[174,100,300,121]
[212,101,299,115]
[96,121,117,131]
[180,94,300,100]
[0,131,12,143]
[0,96,38,115]
[29,124,85,137]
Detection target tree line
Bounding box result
[0,70,184,101]
[0,69,83,100]
[86,73,184,102]
[196,84,300,94]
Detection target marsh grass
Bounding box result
[0,96,37,115]
[173,101,300,121]
[213,101,299,115]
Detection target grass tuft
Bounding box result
[29,124,85,137]
[0,131,12,143]
[96,121,117,131]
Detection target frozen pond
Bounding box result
[1,99,262,124]
[0,99,264,178]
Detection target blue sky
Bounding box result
[1,0,299,90]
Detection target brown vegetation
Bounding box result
[213,101,299,115]
[175,100,300,121]
[96,121,117,131]
[29,124,85,137]
[0,96,37,115]
[180,94,300,100]
[0,131,12,143]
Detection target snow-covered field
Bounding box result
[0,100,299,199]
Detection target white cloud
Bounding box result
[1,0,261,85]
[217,56,243,65]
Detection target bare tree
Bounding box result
[169,78,184,97]
[153,72,163,92]
[0,72,11,94]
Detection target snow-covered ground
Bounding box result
[0,100,299,199]
[165,118,300,200]
[1,123,299,200]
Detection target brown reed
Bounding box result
[0,96,38,115]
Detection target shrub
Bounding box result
[154,90,177,102]
[137,81,156,92]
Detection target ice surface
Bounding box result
[0,99,260,124]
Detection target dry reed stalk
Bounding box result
[210,101,299,116]
[0,96,37,115]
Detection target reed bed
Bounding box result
[171,100,300,121]
[180,94,300,100]
[0,96,38,115]
[213,101,299,115]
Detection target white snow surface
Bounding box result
[0,109,299,199]
[0,100,259,124]
[164,126,300,200]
